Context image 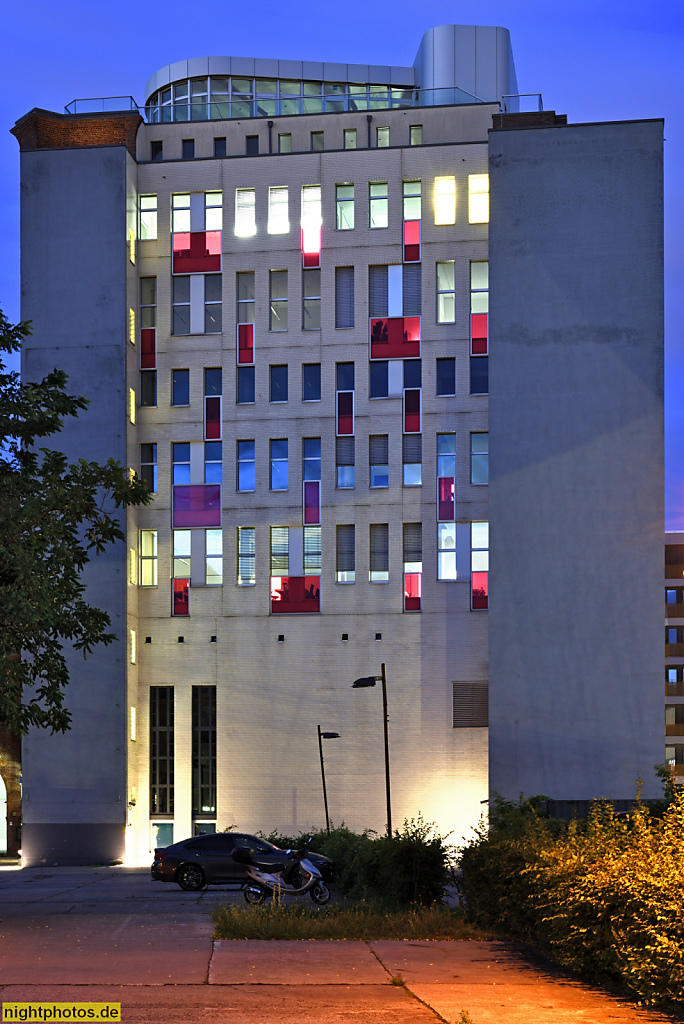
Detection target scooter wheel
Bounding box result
[244,885,266,905]
[310,882,330,905]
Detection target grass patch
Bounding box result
[212,901,487,941]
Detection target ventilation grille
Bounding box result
[452,683,488,728]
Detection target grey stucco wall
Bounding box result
[20,146,132,863]
[488,119,664,801]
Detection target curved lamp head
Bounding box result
[352,676,379,688]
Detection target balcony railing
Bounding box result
[501,93,543,113]
[65,96,140,115]
[667,681,684,696]
[666,724,684,736]
[666,603,684,619]
[665,643,684,657]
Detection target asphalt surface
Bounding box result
[0,864,681,1023]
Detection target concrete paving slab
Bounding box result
[210,940,389,985]
[370,939,540,985]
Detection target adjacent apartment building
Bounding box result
[9,24,665,865]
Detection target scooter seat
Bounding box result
[253,860,288,873]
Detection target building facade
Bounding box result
[10,25,665,866]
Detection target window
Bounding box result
[369,523,389,582]
[150,687,174,814]
[172,276,190,335]
[303,437,321,481]
[403,434,422,487]
[336,436,355,489]
[278,133,291,153]
[402,263,422,316]
[204,275,222,333]
[140,277,156,368]
[270,270,288,331]
[434,176,456,225]
[302,269,321,329]
[377,127,389,147]
[246,135,259,156]
[335,267,354,328]
[437,434,456,521]
[171,193,190,233]
[237,526,256,585]
[336,525,355,582]
[436,358,456,396]
[182,139,195,160]
[438,523,457,580]
[140,443,157,493]
[304,526,321,573]
[129,307,136,345]
[140,530,158,586]
[270,365,288,402]
[336,362,354,436]
[214,137,226,158]
[344,129,356,150]
[172,369,189,406]
[436,262,456,323]
[270,439,288,490]
[173,531,191,615]
[336,185,354,230]
[470,261,489,395]
[409,125,422,146]
[468,174,490,224]
[470,358,488,396]
[129,546,137,585]
[270,526,289,574]
[139,195,157,240]
[471,433,489,484]
[369,361,388,399]
[369,182,388,228]
[403,359,421,434]
[205,530,223,585]
[130,629,137,664]
[205,441,222,484]
[237,366,255,404]
[368,264,388,317]
[140,370,157,407]
[192,687,216,816]
[471,522,489,610]
[302,363,321,402]
[150,141,163,161]
[369,435,389,488]
[204,368,222,439]
[301,185,322,267]
[237,440,255,491]
[235,188,256,237]
[403,522,422,611]
[311,131,324,151]
[129,387,136,424]
[237,271,255,325]
[173,442,191,485]
[403,181,421,220]
[268,186,289,234]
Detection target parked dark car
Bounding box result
[151,831,334,891]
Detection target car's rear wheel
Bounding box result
[310,881,330,905]
[177,863,206,891]
[244,885,266,905]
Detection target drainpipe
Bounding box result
[366,114,372,148]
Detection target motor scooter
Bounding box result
[232,839,331,905]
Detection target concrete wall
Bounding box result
[20,146,132,864]
[488,119,664,801]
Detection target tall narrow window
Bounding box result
[437,523,457,581]
[335,266,354,328]
[205,530,223,585]
[310,131,324,151]
[471,521,489,610]
[182,139,195,160]
[336,185,354,230]
[245,135,259,156]
[336,436,355,489]
[436,358,456,396]
[235,188,256,237]
[172,277,190,335]
[376,127,389,148]
[171,193,190,233]
[403,434,422,487]
[304,526,322,573]
[437,434,456,521]
[237,440,255,492]
[436,262,456,323]
[303,438,321,526]
[470,261,489,395]
[369,435,389,488]
[140,277,157,369]
[270,439,289,491]
[369,182,388,228]
[409,125,422,146]
[140,444,157,493]
[173,530,191,615]
[268,186,289,234]
[270,270,288,330]
[192,686,216,818]
[204,191,223,230]
[403,181,421,262]
[468,174,490,224]
[237,366,255,404]
[204,275,222,333]
[336,362,354,436]
[336,525,355,582]
[343,129,356,150]
[237,526,256,585]
[369,523,389,582]
[434,176,456,225]
[139,195,157,240]
[140,370,157,407]
[173,443,191,485]
[301,185,322,267]
[471,433,489,484]
[278,133,291,153]
[403,522,422,611]
[369,361,389,399]
[150,687,174,815]
[140,529,158,586]
[205,441,222,484]
[303,269,321,329]
[237,270,255,366]
[270,526,289,574]
[204,368,222,439]
[403,358,421,434]
[214,137,227,158]
[172,369,189,406]
[302,363,321,402]
[270,365,288,403]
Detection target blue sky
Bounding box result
[2,0,683,524]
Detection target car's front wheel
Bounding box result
[177,863,206,891]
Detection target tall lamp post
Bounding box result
[317,726,340,832]
[352,663,392,837]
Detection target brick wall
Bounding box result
[11,108,142,157]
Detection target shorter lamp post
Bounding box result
[352,663,392,837]
[317,726,340,832]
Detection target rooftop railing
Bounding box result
[501,93,544,114]
[65,96,140,115]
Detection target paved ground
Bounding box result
[0,865,681,1023]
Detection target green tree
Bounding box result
[0,310,150,734]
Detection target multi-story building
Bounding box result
[666,534,684,776]
[9,24,665,866]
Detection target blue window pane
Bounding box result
[271,438,288,461]
[238,464,255,491]
[370,466,389,487]
[336,362,354,391]
[303,364,321,401]
[237,366,255,404]
[369,361,388,398]
[238,440,255,461]
[403,359,421,389]
[436,358,455,396]
[271,462,289,490]
[470,356,488,396]
[337,466,355,488]
[173,465,191,485]
[403,464,422,486]
[205,463,223,484]
[174,442,191,462]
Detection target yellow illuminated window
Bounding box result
[268,186,289,234]
[235,188,256,237]
[129,388,136,424]
[130,708,137,741]
[129,308,135,344]
[434,176,456,225]
[129,228,136,264]
[129,547,137,585]
[129,629,137,665]
[128,467,135,484]
[468,174,489,224]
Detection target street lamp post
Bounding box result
[317,726,340,832]
[352,663,392,837]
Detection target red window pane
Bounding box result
[304,481,321,525]
[403,220,420,263]
[404,572,422,611]
[172,485,221,527]
[301,227,321,268]
[404,388,421,433]
[271,575,320,613]
[205,230,221,255]
[337,391,354,435]
[237,323,254,365]
[370,318,421,359]
[471,313,488,355]
[141,328,156,369]
[172,231,222,273]
[438,477,455,521]
[173,578,189,616]
[205,396,221,440]
[472,571,488,609]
